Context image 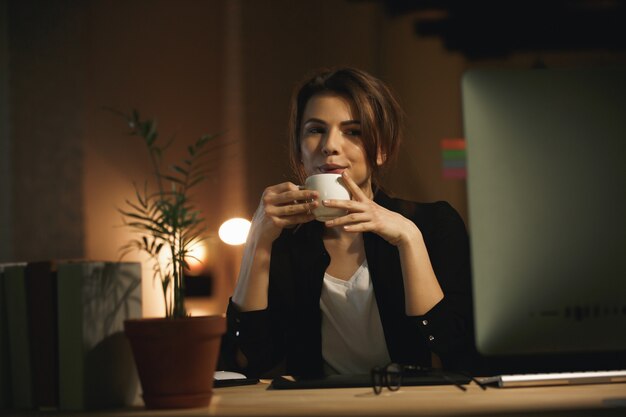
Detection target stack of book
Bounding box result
[0,260,142,411]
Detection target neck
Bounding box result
[322,226,365,265]
[323,226,361,245]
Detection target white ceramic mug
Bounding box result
[304,173,350,221]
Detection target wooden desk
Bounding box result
[206,382,625,417]
[6,381,626,416]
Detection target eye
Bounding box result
[344,128,362,137]
[304,126,325,135]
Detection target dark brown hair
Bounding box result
[287,67,404,184]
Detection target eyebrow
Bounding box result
[302,118,361,126]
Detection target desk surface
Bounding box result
[6,381,626,416]
[206,382,625,417]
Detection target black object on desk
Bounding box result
[269,371,472,390]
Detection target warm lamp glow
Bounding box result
[186,242,207,275]
[218,218,251,245]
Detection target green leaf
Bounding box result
[162,175,184,185]
[147,119,157,140]
[162,135,175,151]
[118,210,153,222]
[171,165,188,176]
[113,108,222,318]
[124,199,149,215]
[193,148,214,159]
[147,131,158,146]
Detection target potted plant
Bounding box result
[112,109,226,409]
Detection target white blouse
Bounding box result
[319,261,391,375]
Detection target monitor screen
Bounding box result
[462,68,626,367]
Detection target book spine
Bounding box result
[0,265,13,409]
[57,263,85,411]
[57,261,142,411]
[25,261,59,409]
[3,265,33,409]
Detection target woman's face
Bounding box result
[299,92,374,198]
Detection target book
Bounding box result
[24,261,58,409]
[2,263,32,409]
[56,261,142,411]
[1,263,24,410]
[0,264,9,409]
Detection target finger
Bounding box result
[266,200,317,217]
[321,198,365,213]
[275,209,317,227]
[293,189,319,204]
[282,201,318,216]
[341,221,373,233]
[280,190,318,206]
[263,182,297,206]
[266,188,318,207]
[325,212,369,227]
[341,171,368,201]
[265,181,299,194]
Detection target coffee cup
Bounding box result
[304,173,350,221]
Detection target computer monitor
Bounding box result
[462,68,626,369]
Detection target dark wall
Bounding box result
[2,0,626,313]
[6,0,88,261]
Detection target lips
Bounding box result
[319,164,345,174]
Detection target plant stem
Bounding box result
[173,230,186,317]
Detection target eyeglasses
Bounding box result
[371,362,405,395]
[370,363,485,394]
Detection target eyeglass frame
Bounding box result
[371,362,406,395]
[370,362,485,394]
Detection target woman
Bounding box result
[224,67,474,378]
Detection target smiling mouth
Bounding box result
[319,164,345,174]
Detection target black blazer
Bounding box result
[224,191,475,377]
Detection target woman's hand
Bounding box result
[323,172,420,247]
[324,172,443,315]
[252,182,319,245]
[232,182,318,312]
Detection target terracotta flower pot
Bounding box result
[124,315,226,409]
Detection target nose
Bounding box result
[321,127,341,156]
